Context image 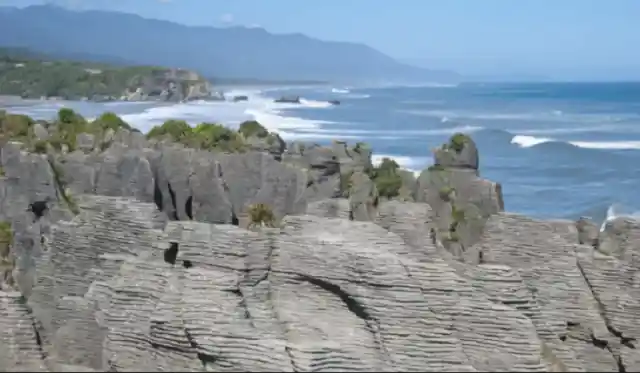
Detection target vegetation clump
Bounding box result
[92,111,133,132]
[0,221,14,289]
[247,203,277,228]
[369,157,403,199]
[191,122,246,152]
[47,108,89,152]
[0,47,201,100]
[146,119,263,153]
[238,120,269,138]
[447,133,470,153]
[0,112,33,142]
[0,221,12,258]
[146,119,192,142]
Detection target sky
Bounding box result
[2,0,640,79]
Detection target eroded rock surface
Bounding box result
[1,131,639,372]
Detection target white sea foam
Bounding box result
[330,87,370,99]
[514,125,618,135]
[511,134,640,150]
[331,88,350,94]
[600,203,640,232]
[510,135,553,148]
[403,109,630,125]
[117,89,337,136]
[345,93,371,99]
[293,125,482,137]
[569,141,640,150]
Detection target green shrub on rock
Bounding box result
[52,108,88,152]
[147,119,193,142]
[92,112,132,132]
[57,108,86,126]
[0,221,13,258]
[370,157,403,199]
[1,113,33,139]
[247,203,277,228]
[192,122,246,152]
[238,120,269,138]
[447,133,470,153]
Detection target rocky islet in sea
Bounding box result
[0,108,638,371]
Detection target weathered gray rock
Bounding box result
[576,217,599,247]
[9,196,548,371]
[414,134,504,257]
[75,133,95,152]
[245,133,286,160]
[347,171,378,222]
[32,123,49,141]
[1,129,640,373]
[433,133,479,171]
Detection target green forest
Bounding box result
[0,47,169,100]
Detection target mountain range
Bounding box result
[0,4,458,84]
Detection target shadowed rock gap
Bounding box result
[166,182,178,220]
[224,288,253,324]
[184,329,219,368]
[164,242,179,265]
[153,177,163,212]
[28,200,49,220]
[296,274,372,321]
[185,196,193,220]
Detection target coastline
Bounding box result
[4,83,640,222]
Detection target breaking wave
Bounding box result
[511,135,640,150]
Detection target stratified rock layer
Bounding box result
[0,130,638,372]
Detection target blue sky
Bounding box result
[2,0,640,79]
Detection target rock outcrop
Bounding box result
[0,115,639,372]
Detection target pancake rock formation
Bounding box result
[0,117,639,372]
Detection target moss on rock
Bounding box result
[0,221,13,258]
[448,133,471,153]
[238,120,269,138]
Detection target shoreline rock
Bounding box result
[0,108,638,372]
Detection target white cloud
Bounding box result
[220,13,234,24]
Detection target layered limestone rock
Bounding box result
[1,127,639,372]
[415,133,504,257]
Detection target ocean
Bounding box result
[3,82,640,222]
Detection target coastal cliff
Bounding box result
[0,109,638,372]
[0,47,213,101]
